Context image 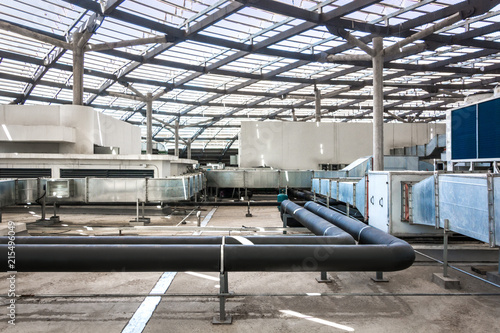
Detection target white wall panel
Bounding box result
[240,121,445,169]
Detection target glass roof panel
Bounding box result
[1,0,499,151]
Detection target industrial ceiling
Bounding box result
[1,0,500,152]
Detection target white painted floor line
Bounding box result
[185,271,219,282]
[122,207,218,332]
[122,272,176,333]
[193,207,217,235]
[306,292,321,296]
[230,235,254,245]
[280,310,355,332]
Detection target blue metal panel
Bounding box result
[412,176,436,227]
[478,99,500,159]
[439,175,489,243]
[355,177,366,215]
[451,105,477,160]
[311,178,320,194]
[418,161,434,171]
[330,180,338,200]
[320,179,330,196]
[339,181,355,206]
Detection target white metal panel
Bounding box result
[368,172,390,233]
[240,122,445,170]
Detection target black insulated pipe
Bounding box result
[0,201,414,273]
[1,235,352,245]
[304,201,415,269]
[1,243,413,272]
[281,200,354,242]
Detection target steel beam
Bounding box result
[314,86,321,122]
[174,119,180,157]
[146,93,153,155]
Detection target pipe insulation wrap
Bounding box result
[303,200,415,265]
[1,235,353,245]
[1,243,413,272]
[281,200,355,242]
[0,200,414,273]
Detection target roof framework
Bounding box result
[1,0,500,151]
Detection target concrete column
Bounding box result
[72,39,84,105]
[291,108,297,121]
[187,138,192,160]
[315,86,321,122]
[372,37,384,171]
[146,93,153,155]
[174,119,179,157]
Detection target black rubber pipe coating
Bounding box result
[0,243,413,272]
[0,200,414,273]
[304,201,407,245]
[0,235,352,245]
[303,200,415,265]
[281,200,354,242]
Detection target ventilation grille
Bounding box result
[60,169,154,178]
[0,168,51,178]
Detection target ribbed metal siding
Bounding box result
[478,99,500,158]
[451,105,477,160]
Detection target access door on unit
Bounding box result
[368,172,390,233]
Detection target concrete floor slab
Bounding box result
[1,203,500,332]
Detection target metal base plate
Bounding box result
[129,218,151,226]
[245,213,253,217]
[33,219,56,226]
[316,277,332,283]
[371,277,389,283]
[212,315,232,325]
